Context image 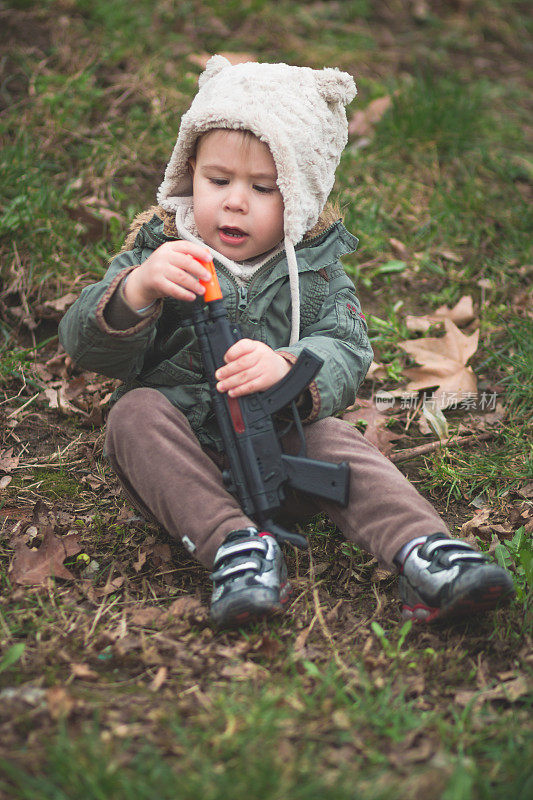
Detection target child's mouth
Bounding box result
[219,227,248,245]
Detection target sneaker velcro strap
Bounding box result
[445,551,489,565]
[421,537,461,557]
[210,556,262,583]
[213,539,267,567]
[422,538,485,559]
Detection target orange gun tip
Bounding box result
[198,257,222,302]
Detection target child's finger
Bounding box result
[168,241,212,264]
[160,278,198,303]
[227,375,269,397]
[167,253,212,281]
[223,339,258,363]
[217,366,259,393]
[166,265,207,295]
[216,360,260,392]
[215,351,258,381]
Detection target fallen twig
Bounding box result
[390,431,494,463]
[308,548,352,674]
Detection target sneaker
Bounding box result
[209,527,291,628]
[399,533,515,623]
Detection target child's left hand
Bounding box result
[215,339,291,397]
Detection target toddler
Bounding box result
[59,56,514,628]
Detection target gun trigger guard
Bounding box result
[266,522,309,550]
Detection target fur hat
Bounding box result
[157,56,356,344]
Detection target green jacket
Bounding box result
[59,211,373,450]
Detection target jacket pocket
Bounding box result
[140,359,203,387]
[334,291,366,344]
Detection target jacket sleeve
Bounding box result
[58,250,162,381]
[278,265,373,420]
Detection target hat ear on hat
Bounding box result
[315,67,357,106]
[198,54,232,88]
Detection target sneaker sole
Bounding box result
[402,572,515,624]
[211,583,291,629]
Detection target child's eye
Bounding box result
[253,185,274,194]
[209,178,228,186]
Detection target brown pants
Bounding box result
[104,388,448,569]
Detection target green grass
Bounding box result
[374,74,489,161]
[339,68,531,294]
[1,2,532,797]
[1,671,531,800]
[419,315,533,504]
[28,468,83,499]
[494,526,533,604]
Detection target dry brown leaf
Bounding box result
[366,361,388,381]
[46,687,75,719]
[389,238,408,260]
[35,293,78,321]
[62,376,86,401]
[166,595,204,619]
[133,551,147,573]
[220,661,265,681]
[461,509,491,539]
[251,633,282,659]
[455,675,530,710]
[111,723,145,738]
[398,319,479,409]
[405,296,476,332]
[129,606,163,626]
[150,543,171,567]
[436,248,462,263]
[71,663,99,681]
[348,96,392,138]
[0,448,20,472]
[8,305,37,330]
[518,482,533,499]
[372,566,394,582]
[96,575,125,597]
[343,399,401,455]
[481,404,506,425]
[10,531,81,585]
[81,473,106,490]
[294,619,315,655]
[216,641,253,659]
[389,730,435,767]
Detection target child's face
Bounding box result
[189,130,285,261]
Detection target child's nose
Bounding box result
[223,185,248,212]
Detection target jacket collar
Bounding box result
[254,221,358,290]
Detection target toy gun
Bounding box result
[190,259,350,551]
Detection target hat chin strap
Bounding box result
[284,235,300,346]
[174,213,300,346]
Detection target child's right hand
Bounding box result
[123,241,213,310]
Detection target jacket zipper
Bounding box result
[237,286,248,313]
